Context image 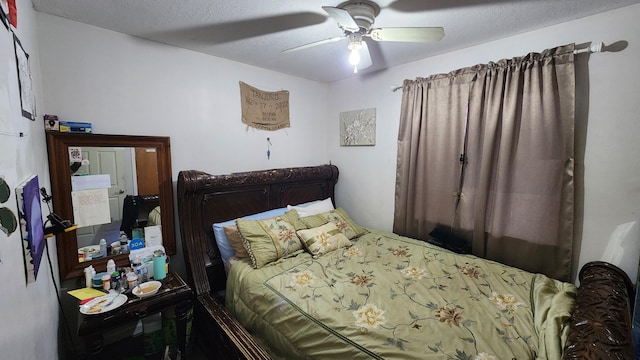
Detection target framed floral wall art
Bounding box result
[339,108,376,146]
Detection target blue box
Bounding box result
[60,121,92,133]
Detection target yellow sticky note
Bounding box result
[68,287,107,301]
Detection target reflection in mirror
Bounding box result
[72,146,161,261]
[46,132,175,280]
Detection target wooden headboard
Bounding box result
[177,164,339,297]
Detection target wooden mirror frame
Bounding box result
[46,132,175,280]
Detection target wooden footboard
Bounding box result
[190,261,635,360]
[563,261,634,359]
[194,293,271,359]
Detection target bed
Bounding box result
[177,164,635,359]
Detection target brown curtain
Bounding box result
[394,44,575,281]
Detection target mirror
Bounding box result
[46,132,175,280]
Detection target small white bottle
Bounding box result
[99,239,107,257]
[106,259,116,275]
[84,265,95,288]
[132,255,148,283]
[119,232,129,254]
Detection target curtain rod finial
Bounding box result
[591,42,604,53]
[574,41,605,54]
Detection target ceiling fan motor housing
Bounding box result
[338,1,380,31]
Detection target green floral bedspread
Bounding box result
[226,229,576,360]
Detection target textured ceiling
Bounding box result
[31,0,640,83]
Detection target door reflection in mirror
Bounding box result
[71,146,160,256]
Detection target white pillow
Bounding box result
[287,197,335,217]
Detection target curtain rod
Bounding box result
[391,41,605,92]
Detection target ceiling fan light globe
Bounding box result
[349,48,360,65]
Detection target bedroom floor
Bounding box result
[101,334,209,360]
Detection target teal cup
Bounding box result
[152,255,167,280]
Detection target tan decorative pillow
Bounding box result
[297,222,352,257]
[236,210,305,269]
[223,225,248,258]
[300,207,368,240]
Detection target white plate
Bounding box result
[79,293,128,315]
[132,281,162,298]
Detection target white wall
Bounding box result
[328,4,640,283]
[36,14,330,178]
[0,0,58,358]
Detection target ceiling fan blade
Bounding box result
[283,36,344,53]
[359,41,373,69]
[369,27,444,42]
[322,6,360,32]
[146,13,327,45]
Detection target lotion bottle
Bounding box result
[84,265,95,288]
[99,238,107,257]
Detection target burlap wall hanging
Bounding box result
[239,81,290,131]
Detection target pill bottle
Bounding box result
[127,272,138,289]
[101,274,111,291]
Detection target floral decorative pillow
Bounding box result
[300,207,368,240]
[297,222,352,257]
[236,210,305,269]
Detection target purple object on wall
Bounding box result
[16,175,45,283]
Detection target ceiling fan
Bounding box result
[283,0,444,73]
